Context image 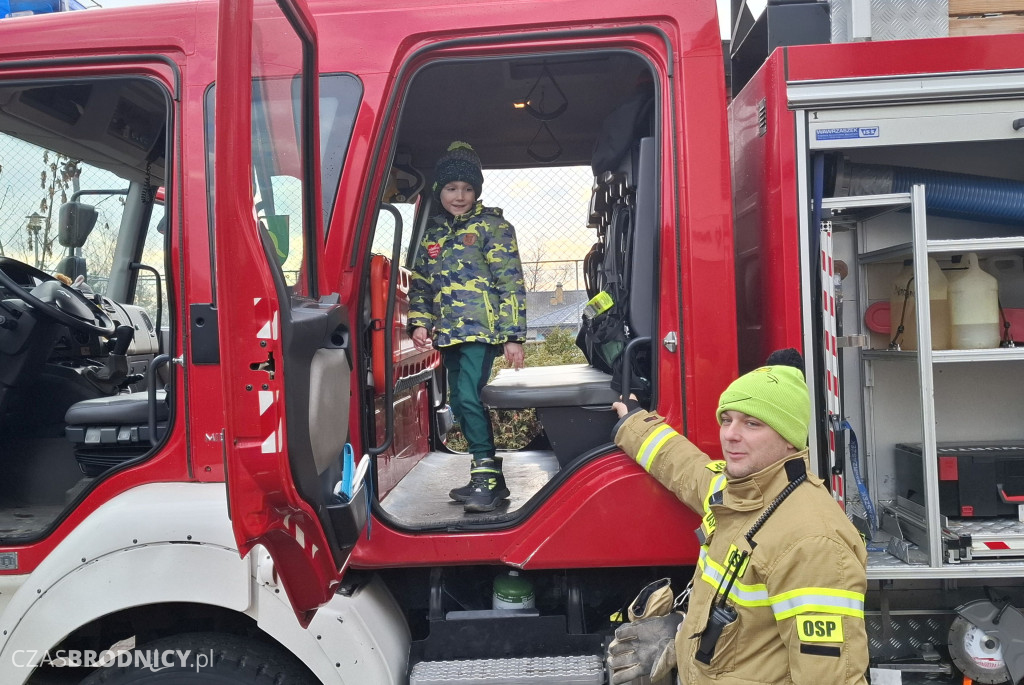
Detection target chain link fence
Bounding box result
[0,135,127,277]
[489,166,594,342]
[0,132,166,317]
[486,166,593,293]
[2,142,87,269]
[375,164,597,342]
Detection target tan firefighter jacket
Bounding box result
[614,410,868,685]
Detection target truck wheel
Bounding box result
[79,632,318,684]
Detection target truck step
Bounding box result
[410,654,604,685]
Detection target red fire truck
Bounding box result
[0,0,1020,682]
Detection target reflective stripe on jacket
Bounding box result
[409,201,526,347]
[614,410,869,685]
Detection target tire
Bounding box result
[79,632,319,684]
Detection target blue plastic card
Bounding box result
[341,443,354,499]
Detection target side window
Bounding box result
[319,73,362,232]
[250,64,310,294]
[371,152,424,265]
[203,73,360,284]
[372,202,416,264]
[138,201,168,324]
[258,174,304,286]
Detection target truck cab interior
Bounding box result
[0,76,170,542]
[362,50,660,530]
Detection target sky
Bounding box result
[91,0,759,39]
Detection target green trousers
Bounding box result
[442,342,501,462]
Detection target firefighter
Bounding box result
[409,141,527,513]
[606,350,868,684]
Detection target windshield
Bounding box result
[0,131,166,317]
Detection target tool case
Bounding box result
[894,442,1024,518]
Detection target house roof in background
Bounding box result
[526,290,587,330]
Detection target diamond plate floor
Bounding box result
[410,655,603,685]
[380,450,559,527]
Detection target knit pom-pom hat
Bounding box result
[716,363,810,449]
[433,141,484,200]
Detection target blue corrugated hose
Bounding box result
[888,165,1024,224]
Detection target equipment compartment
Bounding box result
[794,84,1024,576]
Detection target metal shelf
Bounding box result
[928,236,1024,255]
[933,348,1024,362]
[867,549,1024,580]
[823,192,912,212]
[867,516,1024,579]
[823,192,912,226]
[860,237,1024,264]
[862,348,1024,363]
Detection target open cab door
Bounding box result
[215,0,362,622]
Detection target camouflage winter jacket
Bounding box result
[409,201,527,348]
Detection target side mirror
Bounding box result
[59,202,99,248]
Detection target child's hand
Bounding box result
[504,342,524,370]
[411,327,432,349]
[613,395,640,417]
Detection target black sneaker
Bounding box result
[450,458,508,502]
[464,463,506,513]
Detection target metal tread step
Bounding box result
[410,654,604,685]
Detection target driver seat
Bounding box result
[65,391,169,476]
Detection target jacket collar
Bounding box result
[722,450,811,512]
[437,200,484,226]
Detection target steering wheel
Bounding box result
[0,256,116,337]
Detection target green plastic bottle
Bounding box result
[492,569,535,610]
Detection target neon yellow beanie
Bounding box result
[716,365,810,449]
